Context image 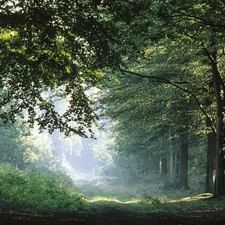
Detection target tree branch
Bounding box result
[120,68,216,133]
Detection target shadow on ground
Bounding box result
[1,202,225,225]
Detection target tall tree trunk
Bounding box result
[178,132,189,190]
[205,129,216,193]
[204,87,216,193]
[214,115,225,197]
[170,152,175,179]
[209,51,225,197]
[175,150,179,180]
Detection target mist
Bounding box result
[23,87,204,204]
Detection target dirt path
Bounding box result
[0,205,225,225]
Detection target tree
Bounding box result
[0,120,54,169]
[143,0,225,197]
[1,0,224,196]
[98,54,205,187]
[99,0,225,196]
[0,121,27,169]
[0,0,126,137]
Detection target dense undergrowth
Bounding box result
[0,164,86,213]
[0,165,225,215]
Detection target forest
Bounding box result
[0,0,225,224]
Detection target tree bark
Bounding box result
[175,150,179,180]
[170,153,176,179]
[205,130,216,193]
[204,88,216,193]
[214,115,225,197]
[208,51,225,197]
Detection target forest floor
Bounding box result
[1,200,225,225]
[1,178,225,225]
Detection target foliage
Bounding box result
[97,61,208,185]
[0,113,88,213]
[0,0,127,137]
[0,163,86,212]
[0,0,225,204]
[94,0,225,195]
[0,121,28,169]
[0,119,73,173]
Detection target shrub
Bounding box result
[0,163,86,212]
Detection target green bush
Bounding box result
[0,163,86,212]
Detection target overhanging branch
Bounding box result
[120,68,215,133]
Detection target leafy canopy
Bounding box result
[0,0,124,137]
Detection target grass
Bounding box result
[1,165,223,214]
[85,193,222,213]
[75,177,225,213]
[86,192,225,213]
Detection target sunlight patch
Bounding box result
[88,196,141,204]
[180,193,212,202]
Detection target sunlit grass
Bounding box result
[75,177,225,213]
[140,192,225,212]
[180,193,212,202]
[88,196,141,204]
[84,188,224,213]
[84,190,215,212]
